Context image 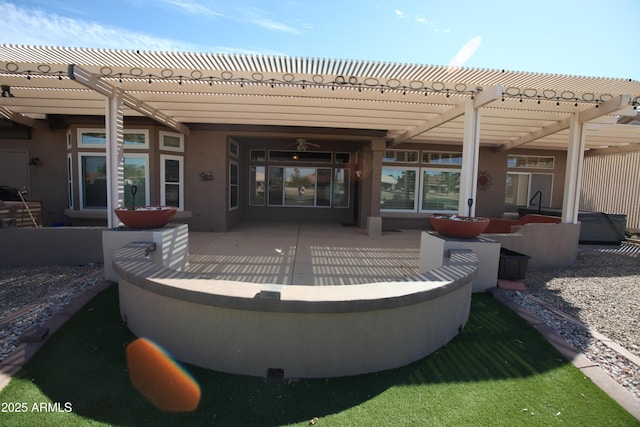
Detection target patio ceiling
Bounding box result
[1,44,639,152]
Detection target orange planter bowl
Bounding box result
[429,215,490,239]
[114,206,177,229]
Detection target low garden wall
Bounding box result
[0,227,104,266]
[114,242,478,379]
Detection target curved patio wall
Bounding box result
[114,243,477,379]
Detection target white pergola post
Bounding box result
[105,88,125,228]
[561,114,587,224]
[459,98,481,216]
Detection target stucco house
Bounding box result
[1,45,639,238]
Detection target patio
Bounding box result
[185,221,422,285]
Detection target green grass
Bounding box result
[1,286,637,426]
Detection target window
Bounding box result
[78,129,149,149]
[507,155,554,169]
[249,166,266,206]
[380,167,418,211]
[229,161,239,210]
[124,154,149,208]
[229,139,239,157]
[161,155,184,209]
[421,170,460,212]
[284,167,317,207]
[160,131,184,152]
[423,151,462,165]
[78,153,150,210]
[79,154,106,209]
[505,172,553,212]
[333,168,350,208]
[384,150,419,163]
[335,152,351,164]
[67,154,74,209]
[269,150,332,163]
[268,167,284,206]
[266,166,335,207]
[250,150,266,162]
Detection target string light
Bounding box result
[4,62,629,110]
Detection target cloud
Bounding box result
[447,36,482,72]
[395,9,406,18]
[161,0,225,19]
[0,1,201,51]
[251,17,300,34]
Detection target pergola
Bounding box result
[1,44,639,228]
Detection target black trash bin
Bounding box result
[498,248,531,280]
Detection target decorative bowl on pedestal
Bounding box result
[429,215,490,239]
[114,206,177,229]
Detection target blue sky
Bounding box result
[1,0,638,80]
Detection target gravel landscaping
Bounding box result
[499,242,640,399]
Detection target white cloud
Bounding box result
[251,17,300,34]
[447,36,482,72]
[162,0,225,19]
[0,1,201,51]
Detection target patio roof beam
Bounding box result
[495,94,632,152]
[0,107,51,132]
[388,85,501,147]
[67,64,190,135]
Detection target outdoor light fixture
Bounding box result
[1,85,15,97]
[2,61,629,111]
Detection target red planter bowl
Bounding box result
[114,206,177,229]
[429,215,490,239]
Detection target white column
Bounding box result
[105,88,125,228]
[459,98,481,216]
[561,114,586,224]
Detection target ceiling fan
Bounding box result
[289,138,320,152]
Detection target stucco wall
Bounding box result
[183,131,228,231]
[1,128,69,225]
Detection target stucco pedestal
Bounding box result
[419,231,499,292]
[102,224,189,281]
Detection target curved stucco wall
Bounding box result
[114,242,477,378]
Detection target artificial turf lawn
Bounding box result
[0,284,637,426]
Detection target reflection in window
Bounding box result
[229,161,239,210]
[160,132,184,152]
[266,167,342,207]
[284,167,316,206]
[423,151,462,165]
[268,167,283,206]
[380,168,417,211]
[421,170,460,211]
[249,166,265,206]
[161,155,183,209]
[333,168,349,208]
[316,168,332,207]
[81,155,106,209]
[505,173,530,211]
[79,130,148,147]
[124,156,148,208]
[269,151,332,163]
[67,154,73,209]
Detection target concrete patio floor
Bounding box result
[186,222,422,285]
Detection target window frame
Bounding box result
[229,160,239,211]
[77,128,150,149]
[418,168,461,213]
[160,154,184,210]
[380,166,419,212]
[123,153,150,208]
[159,131,185,152]
[77,152,107,210]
